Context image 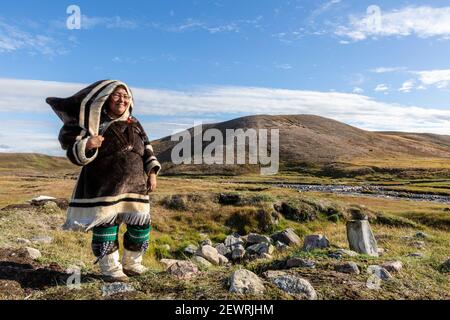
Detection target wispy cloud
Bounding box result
[0,19,63,56]
[80,15,138,30]
[336,6,450,41]
[370,67,406,74]
[399,80,415,93]
[415,69,450,89]
[374,84,389,92]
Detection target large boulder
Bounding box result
[231,245,246,261]
[263,271,317,300]
[167,261,199,280]
[224,234,245,249]
[246,233,272,245]
[195,245,220,265]
[367,265,393,281]
[229,269,265,295]
[246,243,274,256]
[303,234,329,251]
[346,220,378,257]
[271,228,301,246]
[215,243,231,257]
[191,256,213,268]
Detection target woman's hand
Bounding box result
[147,172,157,193]
[86,135,104,151]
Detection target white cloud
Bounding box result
[1,78,450,156]
[374,84,389,92]
[352,87,364,94]
[415,69,450,89]
[399,80,415,93]
[0,20,62,56]
[336,6,450,41]
[275,63,292,70]
[371,67,406,74]
[80,15,138,30]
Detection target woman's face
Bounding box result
[107,87,131,117]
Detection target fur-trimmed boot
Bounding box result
[98,251,129,282]
[122,249,148,276]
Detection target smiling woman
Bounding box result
[46,79,161,283]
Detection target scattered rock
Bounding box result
[246,233,272,245]
[367,265,393,281]
[229,269,265,295]
[102,282,135,297]
[409,241,425,249]
[167,261,199,280]
[24,247,41,260]
[231,245,246,261]
[200,239,212,246]
[271,228,301,247]
[183,244,198,256]
[286,258,316,268]
[407,252,424,258]
[30,195,56,204]
[346,220,378,257]
[439,258,450,272]
[328,249,359,259]
[246,243,274,256]
[218,254,229,266]
[335,262,360,274]
[381,261,403,273]
[414,232,428,239]
[195,245,220,265]
[160,259,180,270]
[215,243,231,257]
[263,271,317,300]
[31,236,53,244]
[303,234,329,251]
[275,241,288,251]
[224,235,244,249]
[191,255,213,268]
[16,238,31,245]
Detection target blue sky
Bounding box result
[1,0,450,155]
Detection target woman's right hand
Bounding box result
[86,135,104,151]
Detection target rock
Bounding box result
[381,261,403,273]
[414,232,428,239]
[286,258,315,268]
[224,235,244,249]
[440,258,450,272]
[65,264,82,275]
[246,243,274,256]
[24,247,41,260]
[246,233,272,245]
[335,262,360,274]
[275,241,288,251]
[196,245,220,265]
[328,249,359,259]
[16,238,31,245]
[160,259,180,270]
[273,201,316,222]
[303,234,329,251]
[191,256,213,268]
[215,243,231,257]
[167,261,199,279]
[271,228,301,247]
[102,282,135,297]
[31,236,53,244]
[346,220,378,257]
[367,265,393,281]
[219,193,242,205]
[231,245,246,261]
[200,239,212,246]
[409,241,425,249]
[407,252,424,258]
[377,248,385,256]
[30,195,56,204]
[264,271,317,300]
[183,244,198,256]
[229,269,265,295]
[218,254,229,265]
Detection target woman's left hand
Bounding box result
[147,172,157,193]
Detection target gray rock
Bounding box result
[264,271,317,300]
[183,244,198,256]
[224,235,244,249]
[191,256,213,268]
[246,233,272,245]
[367,265,393,281]
[286,258,315,268]
[196,245,220,265]
[346,220,378,257]
[440,258,450,272]
[275,241,288,251]
[303,234,329,251]
[218,254,229,265]
[335,262,360,274]
[271,228,301,247]
[231,245,246,261]
[328,249,359,259]
[16,238,31,245]
[160,259,180,270]
[167,261,199,279]
[414,232,428,239]
[229,269,265,295]
[246,243,274,256]
[381,261,403,273]
[409,241,425,249]
[102,282,135,297]
[24,247,41,260]
[31,236,53,244]
[407,252,424,258]
[215,243,231,256]
[200,239,212,246]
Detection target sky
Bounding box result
[1,0,450,155]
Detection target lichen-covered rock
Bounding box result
[229,269,265,295]
[167,261,199,280]
[195,245,220,265]
[381,261,403,273]
[271,228,301,246]
[303,234,329,251]
[263,271,317,300]
[346,220,378,257]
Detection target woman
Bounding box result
[47,80,161,282]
